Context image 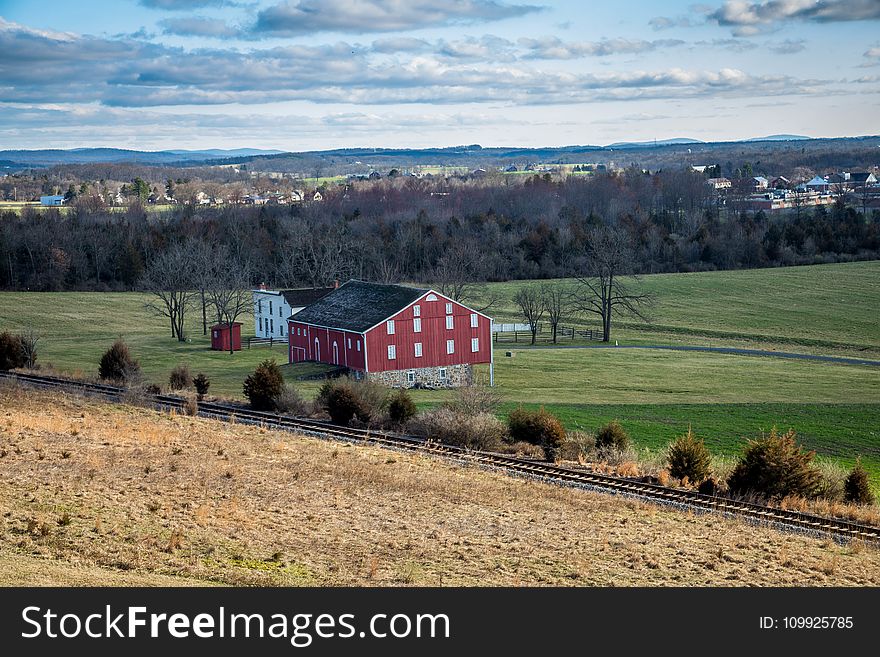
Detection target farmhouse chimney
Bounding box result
[334,280,339,289]
[259,282,267,291]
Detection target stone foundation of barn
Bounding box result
[366,364,473,388]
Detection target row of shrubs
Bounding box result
[238,359,876,507]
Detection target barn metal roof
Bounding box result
[289,280,428,332]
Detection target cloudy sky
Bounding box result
[1,0,878,150]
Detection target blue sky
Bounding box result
[0,0,878,150]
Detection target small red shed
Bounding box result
[210,322,242,351]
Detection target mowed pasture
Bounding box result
[473,261,880,355]
[0,261,878,486]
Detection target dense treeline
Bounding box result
[1,171,878,292]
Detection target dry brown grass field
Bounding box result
[1,384,879,587]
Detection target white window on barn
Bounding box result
[445,302,453,314]
[414,318,422,333]
[407,371,415,384]
[446,315,454,330]
[348,338,352,349]
[387,344,397,360]
[357,340,361,352]
[387,320,395,335]
[470,313,479,328]
[471,337,479,352]
[414,342,422,357]
[446,339,454,354]
[426,293,438,301]
[439,368,447,380]
[297,327,301,336]
[413,305,421,317]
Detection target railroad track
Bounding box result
[2,370,879,546]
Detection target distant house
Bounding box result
[850,172,877,187]
[706,177,732,190]
[290,189,305,202]
[505,165,519,172]
[770,176,790,189]
[252,285,336,339]
[39,195,65,206]
[243,194,268,205]
[312,190,324,202]
[805,176,831,193]
[753,176,769,191]
[691,165,708,173]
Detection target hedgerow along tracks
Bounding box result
[2,370,879,546]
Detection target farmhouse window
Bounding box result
[446,339,455,354]
[445,302,453,314]
[388,345,397,360]
[414,342,423,357]
[407,371,416,383]
[279,307,282,317]
[387,320,395,335]
[258,300,262,313]
[471,337,479,352]
[414,318,422,333]
[439,368,447,380]
[413,305,421,317]
[259,318,263,331]
[269,300,273,314]
[446,315,454,330]
[270,319,274,333]
[470,313,479,328]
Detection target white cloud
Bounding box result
[253,0,544,36]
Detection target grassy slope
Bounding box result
[3,388,879,587]
[0,261,878,484]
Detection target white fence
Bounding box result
[491,322,533,333]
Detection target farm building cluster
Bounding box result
[251,280,493,388]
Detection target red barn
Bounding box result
[288,280,493,387]
[210,322,242,351]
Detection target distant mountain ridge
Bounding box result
[0,147,283,167]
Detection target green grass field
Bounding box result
[471,261,880,355]
[0,261,878,488]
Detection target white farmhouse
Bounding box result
[252,284,336,339]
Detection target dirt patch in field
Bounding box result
[1,385,878,586]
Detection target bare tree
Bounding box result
[513,284,545,345]
[541,282,570,344]
[189,240,216,335]
[204,248,254,355]
[139,241,199,342]
[18,328,39,369]
[572,227,654,342]
[431,241,501,312]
